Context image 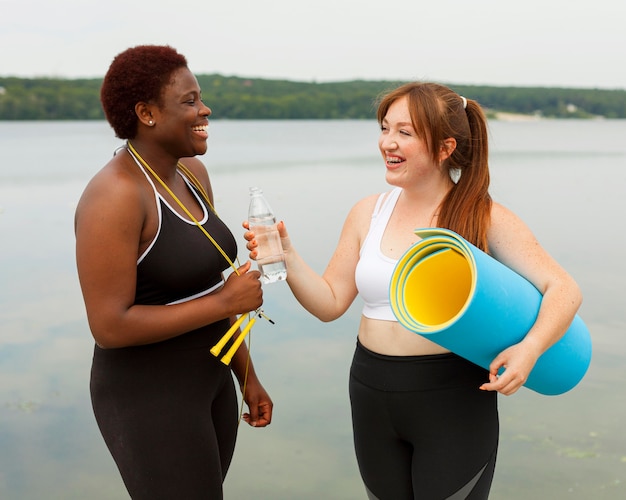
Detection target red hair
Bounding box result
[100,45,188,139]
[377,82,492,252]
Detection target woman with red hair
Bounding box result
[246,82,582,499]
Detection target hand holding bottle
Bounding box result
[247,187,287,284]
[244,219,291,258]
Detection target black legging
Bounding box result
[90,328,238,500]
[349,340,499,500]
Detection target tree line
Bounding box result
[1,74,625,120]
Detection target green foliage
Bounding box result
[0,77,102,120]
[194,76,405,119]
[447,84,626,119]
[1,75,625,120]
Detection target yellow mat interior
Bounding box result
[402,248,472,327]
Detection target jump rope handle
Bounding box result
[211,309,273,365]
[210,314,247,358]
[219,317,257,365]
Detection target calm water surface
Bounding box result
[1,119,625,499]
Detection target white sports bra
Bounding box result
[354,188,402,321]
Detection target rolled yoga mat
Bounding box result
[389,228,591,395]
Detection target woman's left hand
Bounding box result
[479,339,542,396]
[241,378,273,427]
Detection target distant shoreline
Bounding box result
[2,75,625,120]
[492,111,542,121]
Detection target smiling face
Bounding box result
[378,95,442,189]
[153,67,212,158]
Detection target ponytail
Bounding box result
[438,98,492,252]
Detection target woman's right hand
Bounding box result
[241,221,256,260]
[222,261,263,313]
[243,220,291,261]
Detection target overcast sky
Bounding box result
[1,0,625,89]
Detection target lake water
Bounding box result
[1,119,625,499]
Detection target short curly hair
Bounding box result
[100,45,188,139]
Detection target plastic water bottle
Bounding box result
[248,187,287,284]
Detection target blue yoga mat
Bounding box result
[389,228,591,395]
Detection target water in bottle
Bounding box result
[248,187,287,284]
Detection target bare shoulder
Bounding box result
[178,156,213,202]
[352,192,387,215]
[490,201,522,230]
[179,156,208,179]
[75,155,147,227]
[341,192,386,242]
[346,192,382,224]
[488,201,542,266]
[79,157,133,200]
[488,202,580,299]
[489,202,536,242]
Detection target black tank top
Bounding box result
[135,166,237,307]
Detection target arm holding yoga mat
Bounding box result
[479,203,583,395]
